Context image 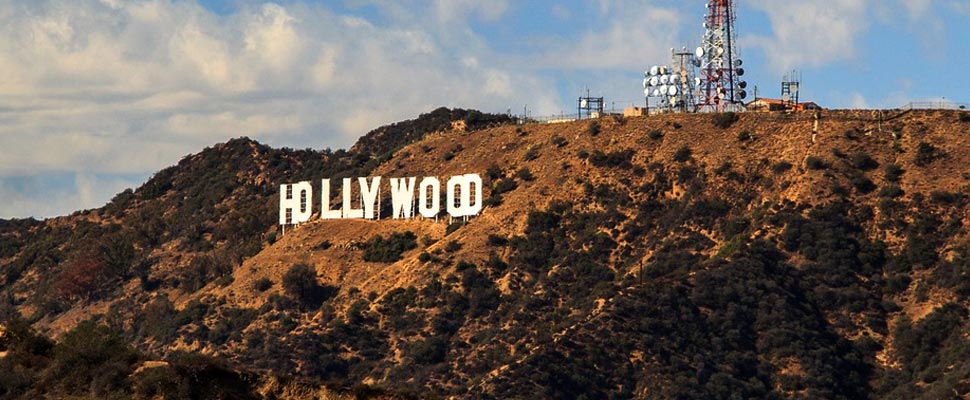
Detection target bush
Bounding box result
[851,175,877,194]
[884,163,904,182]
[282,264,337,308]
[879,185,904,198]
[587,121,601,136]
[929,191,964,205]
[648,130,663,140]
[712,112,739,129]
[806,156,828,170]
[959,112,970,123]
[253,278,273,292]
[771,161,793,174]
[673,146,692,163]
[362,232,418,262]
[523,145,540,161]
[515,167,535,181]
[589,149,635,169]
[487,234,509,247]
[445,240,462,253]
[409,336,448,364]
[551,135,568,148]
[737,130,752,141]
[850,152,879,171]
[914,142,944,166]
[485,164,503,180]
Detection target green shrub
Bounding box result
[648,130,663,140]
[523,145,540,161]
[362,232,418,262]
[929,191,964,205]
[958,112,970,123]
[712,112,739,129]
[850,152,879,171]
[914,142,944,166]
[737,130,752,141]
[589,149,635,169]
[806,156,828,170]
[515,167,535,181]
[253,277,273,292]
[879,185,904,198]
[884,163,904,182]
[673,146,692,163]
[445,240,462,253]
[851,175,877,194]
[771,161,793,174]
[551,135,568,147]
[587,121,601,136]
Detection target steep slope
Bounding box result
[3,109,970,399]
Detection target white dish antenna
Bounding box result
[782,93,791,102]
[668,86,679,96]
[737,68,745,76]
[695,46,705,58]
[650,66,660,76]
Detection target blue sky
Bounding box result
[0,0,968,218]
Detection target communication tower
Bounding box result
[578,89,605,119]
[643,48,698,114]
[695,0,748,112]
[781,70,801,108]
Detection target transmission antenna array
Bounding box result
[696,0,748,112]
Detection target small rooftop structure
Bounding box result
[746,98,821,112]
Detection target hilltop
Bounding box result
[2,108,970,399]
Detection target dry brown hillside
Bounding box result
[3,109,970,399]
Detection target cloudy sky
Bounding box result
[1,0,968,218]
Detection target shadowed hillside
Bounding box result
[2,109,970,399]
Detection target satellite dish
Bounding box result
[737,68,745,76]
[739,90,747,100]
[738,81,747,89]
[581,99,588,108]
[643,78,650,88]
[659,85,668,96]
[644,88,651,96]
[653,89,661,97]
[716,47,725,56]
[659,66,668,75]
[650,76,660,86]
[695,46,705,58]
[671,75,680,84]
[694,77,702,86]
[782,93,791,102]
[734,59,743,67]
[669,86,678,96]
[660,75,669,85]
[650,66,659,76]
[792,84,800,93]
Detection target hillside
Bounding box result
[3,109,970,399]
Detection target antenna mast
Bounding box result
[696,0,747,112]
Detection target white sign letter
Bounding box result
[418,177,440,218]
[360,176,381,220]
[342,177,364,219]
[446,174,484,218]
[320,179,342,220]
[390,177,417,219]
[280,181,312,225]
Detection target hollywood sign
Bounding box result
[280,174,483,225]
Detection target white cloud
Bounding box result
[0,0,559,218]
[744,0,867,71]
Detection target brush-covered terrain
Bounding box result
[2,107,970,399]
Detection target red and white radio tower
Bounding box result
[695,0,748,112]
